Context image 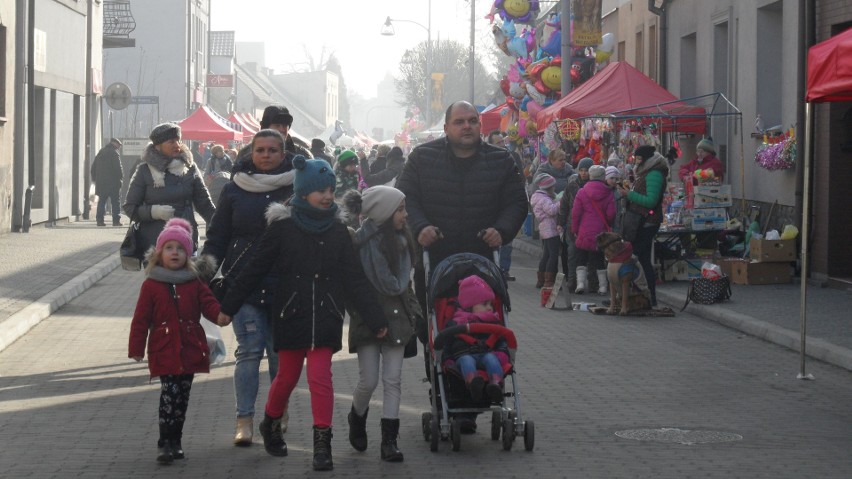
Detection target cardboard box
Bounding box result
[717,258,748,278]
[693,185,733,208]
[690,207,727,231]
[731,261,792,285]
[663,260,689,281]
[749,238,796,263]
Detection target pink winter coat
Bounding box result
[530,189,561,239]
[571,180,615,251]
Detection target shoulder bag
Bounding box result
[209,241,253,302]
[119,222,145,271]
[681,275,732,311]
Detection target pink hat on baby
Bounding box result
[156,218,194,254]
[457,275,495,309]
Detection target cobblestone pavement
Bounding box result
[1,243,851,478]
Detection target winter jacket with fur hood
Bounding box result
[396,137,528,266]
[220,202,387,352]
[530,189,561,239]
[123,143,216,253]
[571,180,615,251]
[128,255,221,378]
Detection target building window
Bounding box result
[635,29,644,74]
[618,41,625,62]
[649,25,657,82]
[756,1,783,129]
[680,32,697,99]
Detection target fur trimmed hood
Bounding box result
[264,200,347,226]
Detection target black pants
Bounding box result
[632,224,660,305]
[159,374,194,427]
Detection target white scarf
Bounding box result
[148,159,189,188]
[232,170,295,193]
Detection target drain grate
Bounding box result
[615,427,743,445]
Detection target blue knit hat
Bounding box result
[293,155,335,197]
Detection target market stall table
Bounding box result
[653,227,724,281]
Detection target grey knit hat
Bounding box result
[149,123,181,145]
[361,186,405,225]
[589,165,606,181]
[577,157,594,171]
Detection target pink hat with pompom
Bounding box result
[156,218,194,254]
[457,275,495,309]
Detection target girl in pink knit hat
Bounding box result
[443,275,510,404]
[128,218,221,465]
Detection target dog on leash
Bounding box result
[596,231,652,315]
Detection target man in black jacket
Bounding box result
[91,138,124,226]
[236,106,312,166]
[397,101,527,433]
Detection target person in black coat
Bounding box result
[217,157,387,471]
[201,129,294,446]
[91,138,124,226]
[360,145,405,188]
[123,123,216,254]
[234,106,312,167]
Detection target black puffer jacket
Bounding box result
[123,144,216,253]
[220,202,387,352]
[396,138,528,265]
[201,155,294,307]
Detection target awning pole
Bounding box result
[798,101,814,380]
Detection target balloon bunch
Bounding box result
[486,0,540,25]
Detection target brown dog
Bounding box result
[596,231,652,315]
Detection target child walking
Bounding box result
[217,157,388,472]
[530,173,562,305]
[128,218,221,464]
[444,275,510,404]
[343,186,417,462]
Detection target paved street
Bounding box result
[1,236,851,478]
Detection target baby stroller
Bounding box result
[420,251,534,452]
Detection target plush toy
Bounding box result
[693,169,716,183]
[540,12,561,56]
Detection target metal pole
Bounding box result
[469,0,475,103]
[426,0,432,127]
[798,101,813,380]
[560,0,572,96]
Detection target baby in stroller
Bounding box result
[443,275,510,404]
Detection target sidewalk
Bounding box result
[512,235,852,372]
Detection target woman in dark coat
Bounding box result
[201,129,294,446]
[123,122,216,254]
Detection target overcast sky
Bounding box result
[210,0,496,99]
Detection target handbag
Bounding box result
[620,208,646,243]
[681,275,732,310]
[399,287,423,359]
[209,241,253,302]
[119,222,145,271]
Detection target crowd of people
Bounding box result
[122,99,696,471]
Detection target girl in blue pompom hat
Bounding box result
[216,155,388,471]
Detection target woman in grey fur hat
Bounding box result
[123,122,216,256]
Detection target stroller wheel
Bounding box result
[491,411,501,440]
[451,419,462,452]
[524,420,535,451]
[429,417,440,452]
[502,418,515,451]
[422,412,432,442]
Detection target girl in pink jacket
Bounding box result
[571,165,615,295]
[530,173,561,304]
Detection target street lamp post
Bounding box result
[381,0,432,128]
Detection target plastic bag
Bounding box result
[780,224,799,240]
[765,229,781,240]
[201,320,227,365]
[701,262,723,280]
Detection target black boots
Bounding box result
[348,405,368,452]
[259,413,288,457]
[156,425,173,465]
[312,426,334,471]
[171,422,185,460]
[380,418,404,462]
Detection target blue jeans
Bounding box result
[499,243,513,273]
[96,188,121,223]
[456,353,503,382]
[231,303,278,418]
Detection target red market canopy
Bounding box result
[228,112,257,139]
[536,62,706,133]
[177,105,243,143]
[806,27,852,102]
[480,103,507,133]
[240,112,262,130]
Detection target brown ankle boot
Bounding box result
[543,272,556,288]
[535,271,545,288]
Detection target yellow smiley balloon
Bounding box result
[504,0,530,18]
[541,66,562,91]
